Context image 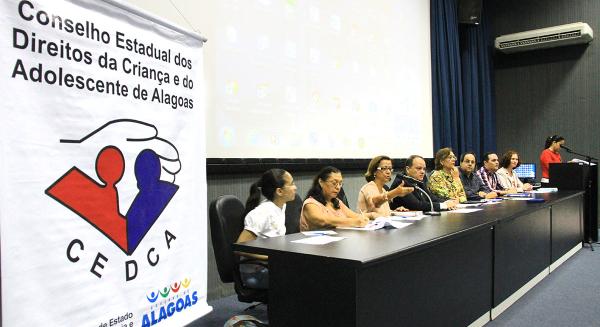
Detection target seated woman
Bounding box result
[357,155,414,216]
[427,148,467,203]
[497,150,533,192]
[300,166,373,231]
[236,168,297,289]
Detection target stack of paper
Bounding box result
[337,217,412,231]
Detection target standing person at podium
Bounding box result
[540,135,565,187]
[357,155,414,216]
[300,166,374,231]
[497,150,533,192]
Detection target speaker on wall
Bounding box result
[458,0,482,25]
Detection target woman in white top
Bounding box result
[496,150,533,192]
[236,168,297,288]
[357,155,413,216]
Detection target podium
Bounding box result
[549,163,598,242]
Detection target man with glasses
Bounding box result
[459,152,497,201]
[389,155,458,211]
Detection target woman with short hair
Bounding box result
[357,155,413,216]
[427,148,466,203]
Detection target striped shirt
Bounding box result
[477,166,504,192]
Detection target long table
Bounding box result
[234,191,583,327]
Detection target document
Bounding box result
[457,203,483,208]
[503,193,532,198]
[390,211,423,217]
[530,188,558,193]
[301,230,338,236]
[571,158,596,166]
[291,235,345,245]
[337,217,412,231]
[391,215,427,221]
[449,208,483,213]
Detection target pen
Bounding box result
[256,232,269,239]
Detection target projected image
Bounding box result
[208,0,432,158]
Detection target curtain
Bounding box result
[430,0,496,159]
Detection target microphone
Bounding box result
[560,144,573,153]
[398,174,440,216]
[399,173,422,185]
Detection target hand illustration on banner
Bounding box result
[60,119,181,183]
[45,119,180,255]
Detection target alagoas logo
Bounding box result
[45,119,181,281]
[142,277,199,326]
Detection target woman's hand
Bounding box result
[445,199,459,210]
[392,181,414,198]
[355,214,370,227]
[394,206,409,212]
[451,166,460,180]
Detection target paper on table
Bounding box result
[457,203,483,208]
[337,217,412,230]
[337,222,383,231]
[449,208,483,213]
[483,200,502,205]
[571,158,596,166]
[391,215,427,221]
[291,235,345,245]
[390,211,423,217]
[505,197,533,201]
[301,230,338,236]
[504,193,531,197]
[530,188,558,193]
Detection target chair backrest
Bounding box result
[285,194,303,234]
[209,195,246,283]
[338,187,350,208]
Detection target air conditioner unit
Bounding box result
[495,22,593,53]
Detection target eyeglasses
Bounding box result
[281,181,296,188]
[325,179,343,188]
[376,167,394,172]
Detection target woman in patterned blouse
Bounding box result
[427,148,467,203]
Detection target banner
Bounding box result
[0,0,210,326]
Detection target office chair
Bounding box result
[284,194,303,234]
[338,187,350,208]
[209,195,268,305]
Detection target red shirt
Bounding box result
[539,149,562,179]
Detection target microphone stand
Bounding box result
[563,147,598,250]
[414,184,441,216]
[400,174,441,216]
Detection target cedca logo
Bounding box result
[142,278,199,327]
[46,119,181,280]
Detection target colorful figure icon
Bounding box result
[46,146,178,255]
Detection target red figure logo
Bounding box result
[47,146,128,251]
